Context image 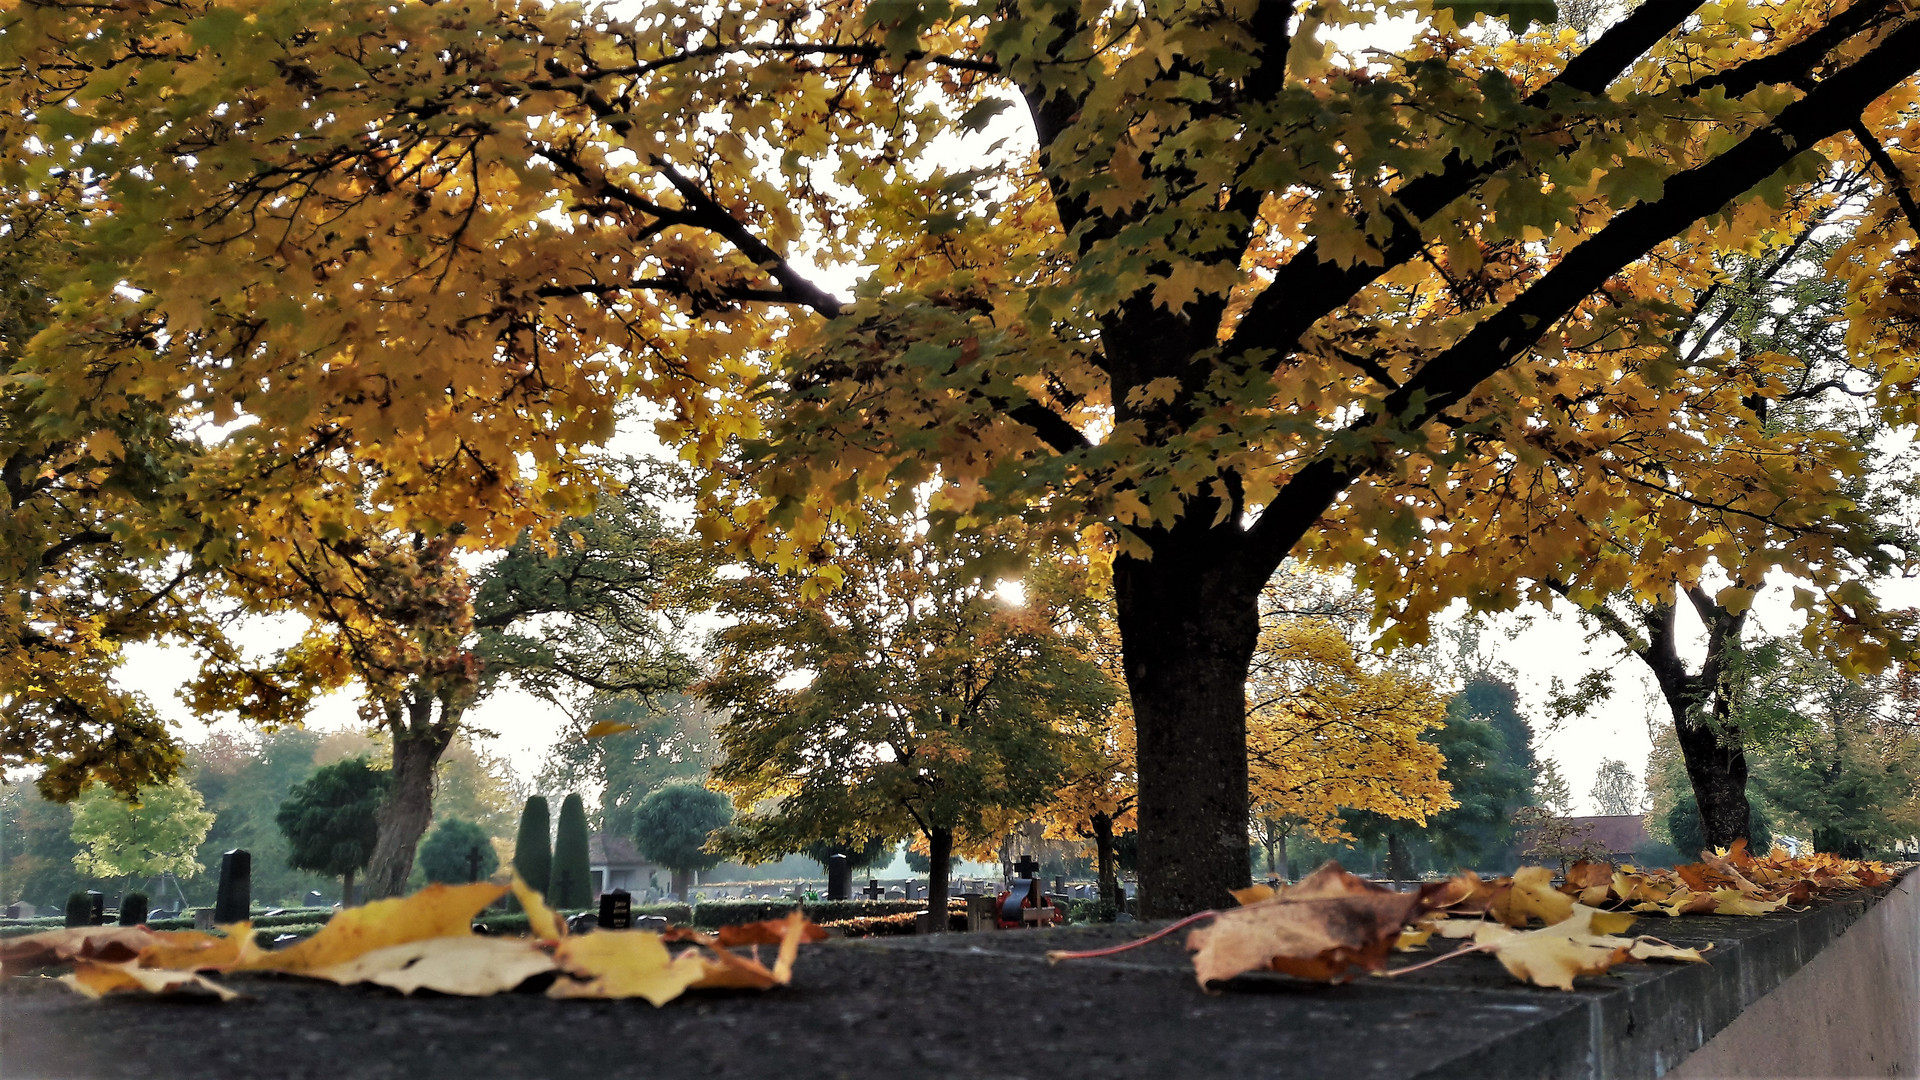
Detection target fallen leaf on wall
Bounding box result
[307,936,557,996]
[61,960,239,1002]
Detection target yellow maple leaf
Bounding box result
[1710,890,1787,917]
[1489,867,1574,927]
[1467,921,1632,992]
[61,960,239,1002]
[238,882,505,974]
[307,936,557,996]
[511,872,567,940]
[547,931,710,1005]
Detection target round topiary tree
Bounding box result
[803,835,892,874]
[417,818,500,884]
[511,795,552,902]
[276,756,389,906]
[547,794,593,909]
[632,785,732,900]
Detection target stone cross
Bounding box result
[1013,855,1040,885]
[214,849,252,924]
[861,879,886,901]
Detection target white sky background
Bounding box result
[100,4,1920,819]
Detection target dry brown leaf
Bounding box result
[136,925,261,972]
[510,872,566,940]
[61,960,240,1002]
[2,925,160,974]
[237,882,505,974]
[713,914,829,948]
[689,910,811,989]
[546,931,709,1005]
[306,936,557,996]
[1186,863,1425,987]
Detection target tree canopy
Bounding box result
[10,0,1920,912]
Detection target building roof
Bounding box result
[1520,814,1649,858]
[587,832,648,868]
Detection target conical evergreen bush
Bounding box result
[548,793,592,909]
[512,796,552,904]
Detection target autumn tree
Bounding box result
[1589,758,1644,817]
[539,693,723,838]
[705,507,1116,922]
[16,0,1920,913]
[276,756,389,906]
[1244,610,1453,877]
[69,780,215,893]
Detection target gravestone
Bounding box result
[193,908,216,931]
[88,891,106,926]
[963,893,997,933]
[598,889,632,930]
[118,894,148,926]
[214,849,251,924]
[904,881,919,901]
[826,854,851,901]
[861,879,886,901]
[466,845,485,883]
[304,891,327,908]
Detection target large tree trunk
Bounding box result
[1276,829,1289,882]
[1385,831,1413,882]
[1116,523,1262,918]
[1091,813,1118,914]
[669,868,691,900]
[925,826,953,932]
[1638,593,1755,853]
[366,708,452,898]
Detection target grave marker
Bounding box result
[598,889,632,930]
[88,891,105,926]
[861,879,886,901]
[214,849,251,924]
[827,854,851,901]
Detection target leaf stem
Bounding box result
[1378,940,1498,977]
[1045,910,1221,963]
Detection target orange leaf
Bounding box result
[1185,863,1425,987]
[136,924,261,971]
[1,926,159,974]
[547,931,709,1004]
[61,960,239,1002]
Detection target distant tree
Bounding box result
[276,757,389,906]
[539,693,721,838]
[548,794,593,908]
[417,818,499,884]
[69,779,215,894]
[1534,758,1575,817]
[802,836,891,874]
[191,728,353,906]
[1750,645,1920,858]
[706,506,1113,925]
[632,785,733,900]
[511,796,552,898]
[1590,758,1644,817]
[0,783,86,907]
[431,738,523,841]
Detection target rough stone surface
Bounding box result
[0,878,1903,1080]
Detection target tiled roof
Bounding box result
[587,831,647,867]
[1521,814,1649,857]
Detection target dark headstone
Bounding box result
[88,891,106,926]
[598,889,632,930]
[826,854,851,901]
[304,891,327,908]
[118,894,148,926]
[861,878,885,901]
[215,849,252,924]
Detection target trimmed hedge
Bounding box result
[474,902,693,935]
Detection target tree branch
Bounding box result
[1850,118,1920,235]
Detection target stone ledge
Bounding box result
[1,869,1910,1080]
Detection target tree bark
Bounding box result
[925,826,953,932]
[366,705,453,898]
[1116,522,1262,917]
[1639,594,1756,852]
[669,867,691,901]
[1276,829,1289,883]
[340,867,354,908]
[1385,831,1413,882]
[1091,813,1118,914]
